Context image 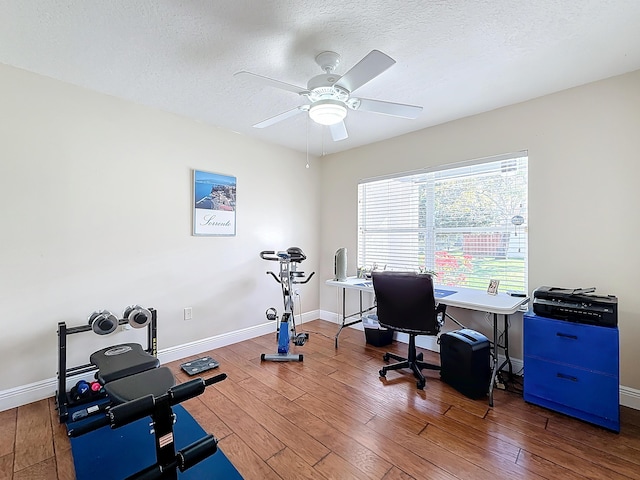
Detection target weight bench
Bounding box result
[57,308,228,480]
[56,308,161,423]
[89,343,175,404]
[67,367,227,480]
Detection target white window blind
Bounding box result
[358,153,528,291]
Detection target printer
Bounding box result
[532,286,618,327]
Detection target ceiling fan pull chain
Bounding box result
[306,117,310,169]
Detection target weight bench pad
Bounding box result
[90,343,159,383]
[105,367,176,404]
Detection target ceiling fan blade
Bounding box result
[234,71,308,95]
[334,50,396,93]
[253,106,308,128]
[329,121,348,141]
[353,98,423,119]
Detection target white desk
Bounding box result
[325,277,530,406]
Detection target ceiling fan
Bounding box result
[234,50,423,142]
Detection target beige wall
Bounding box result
[319,70,640,391]
[2,61,639,404]
[0,64,320,392]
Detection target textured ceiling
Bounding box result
[1,0,640,156]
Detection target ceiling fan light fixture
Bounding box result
[309,100,347,126]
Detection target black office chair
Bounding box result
[372,271,446,390]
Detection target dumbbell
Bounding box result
[70,380,91,402]
[123,305,152,329]
[70,380,104,403]
[88,310,118,335]
[76,380,91,397]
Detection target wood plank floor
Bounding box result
[2,319,640,479]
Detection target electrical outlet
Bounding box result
[184,307,193,321]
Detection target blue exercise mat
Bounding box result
[68,404,243,479]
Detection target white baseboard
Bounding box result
[157,319,276,364]
[158,309,319,364]
[0,310,319,412]
[319,309,340,323]
[620,385,640,410]
[0,378,60,414]
[2,309,638,413]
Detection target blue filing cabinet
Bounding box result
[523,312,620,432]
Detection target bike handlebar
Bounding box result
[260,248,307,263]
[260,250,279,261]
[267,271,280,283]
[265,270,315,284]
[298,272,315,284]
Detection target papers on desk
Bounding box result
[435,289,456,299]
[351,283,454,298]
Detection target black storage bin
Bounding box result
[363,314,394,346]
[439,329,491,399]
[364,327,394,347]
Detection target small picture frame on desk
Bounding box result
[487,279,500,295]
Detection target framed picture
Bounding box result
[487,279,500,295]
[193,170,236,236]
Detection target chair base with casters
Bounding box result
[379,333,441,390]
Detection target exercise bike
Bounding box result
[260,248,315,362]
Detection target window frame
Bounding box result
[357,151,528,292]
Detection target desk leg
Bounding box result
[334,290,365,348]
[499,314,513,378]
[488,313,513,407]
[445,312,466,329]
[334,288,347,348]
[489,313,498,407]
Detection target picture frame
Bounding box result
[487,279,500,295]
[193,170,236,236]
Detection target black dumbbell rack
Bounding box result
[56,309,157,423]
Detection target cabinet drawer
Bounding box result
[524,357,619,421]
[524,314,618,374]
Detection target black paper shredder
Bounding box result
[439,329,491,399]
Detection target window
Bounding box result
[358,152,528,291]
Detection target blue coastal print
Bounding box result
[193,170,236,236]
